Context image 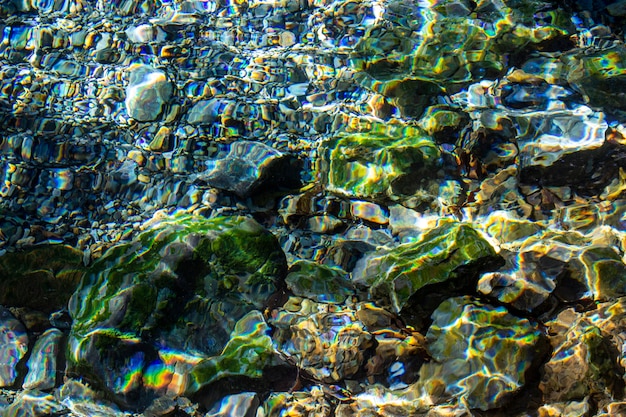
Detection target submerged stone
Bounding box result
[23,328,63,390]
[187,310,274,393]
[352,221,499,313]
[537,399,591,417]
[540,324,622,402]
[0,245,84,313]
[530,234,626,303]
[317,130,441,204]
[194,141,301,197]
[143,395,198,417]
[270,298,374,383]
[570,246,626,301]
[351,1,571,98]
[67,214,286,403]
[598,402,626,416]
[542,299,626,405]
[285,260,353,303]
[55,379,127,416]
[125,64,172,122]
[2,390,66,416]
[259,386,331,417]
[478,248,562,312]
[517,108,616,196]
[0,306,28,387]
[416,296,544,410]
[335,383,430,417]
[565,46,626,111]
[205,392,259,417]
[271,297,425,386]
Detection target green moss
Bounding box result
[0,244,85,312]
[185,311,273,394]
[68,214,286,398]
[355,221,498,312]
[211,225,284,275]
[119,283,157,330]
[319,131,441,203]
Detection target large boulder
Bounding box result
[67,214,287,406]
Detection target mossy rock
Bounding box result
[353,220,499,313]
[67,214,286,403]
[186,310,273,394]
[318,131,441,204]
[0,245,84,313]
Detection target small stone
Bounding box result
[259,386,330,417]
[125,64,172,122]
[306,215,344,233]
[598,401,626,416]
[55,379,128,416]
[279,31,296,47]
[3,390,65,416]
[23,328,63,390]
[538,398,591,417]
[350,201,389,224]
[0,306,28,387]
[206,392,259,417]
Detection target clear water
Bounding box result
[1,0,626,415]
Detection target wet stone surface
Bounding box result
[2,0,626,416]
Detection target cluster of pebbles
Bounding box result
[3,0,626,416]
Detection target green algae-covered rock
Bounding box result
[417,296,544,410]
[67,214,286,403]
[0,245,84,313]
[351,3,571,89]
[565,46,626,110]
[186,310,274,394]
[318,131,441,204]
[353,221,498,312]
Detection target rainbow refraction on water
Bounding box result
[2,0,626,415]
